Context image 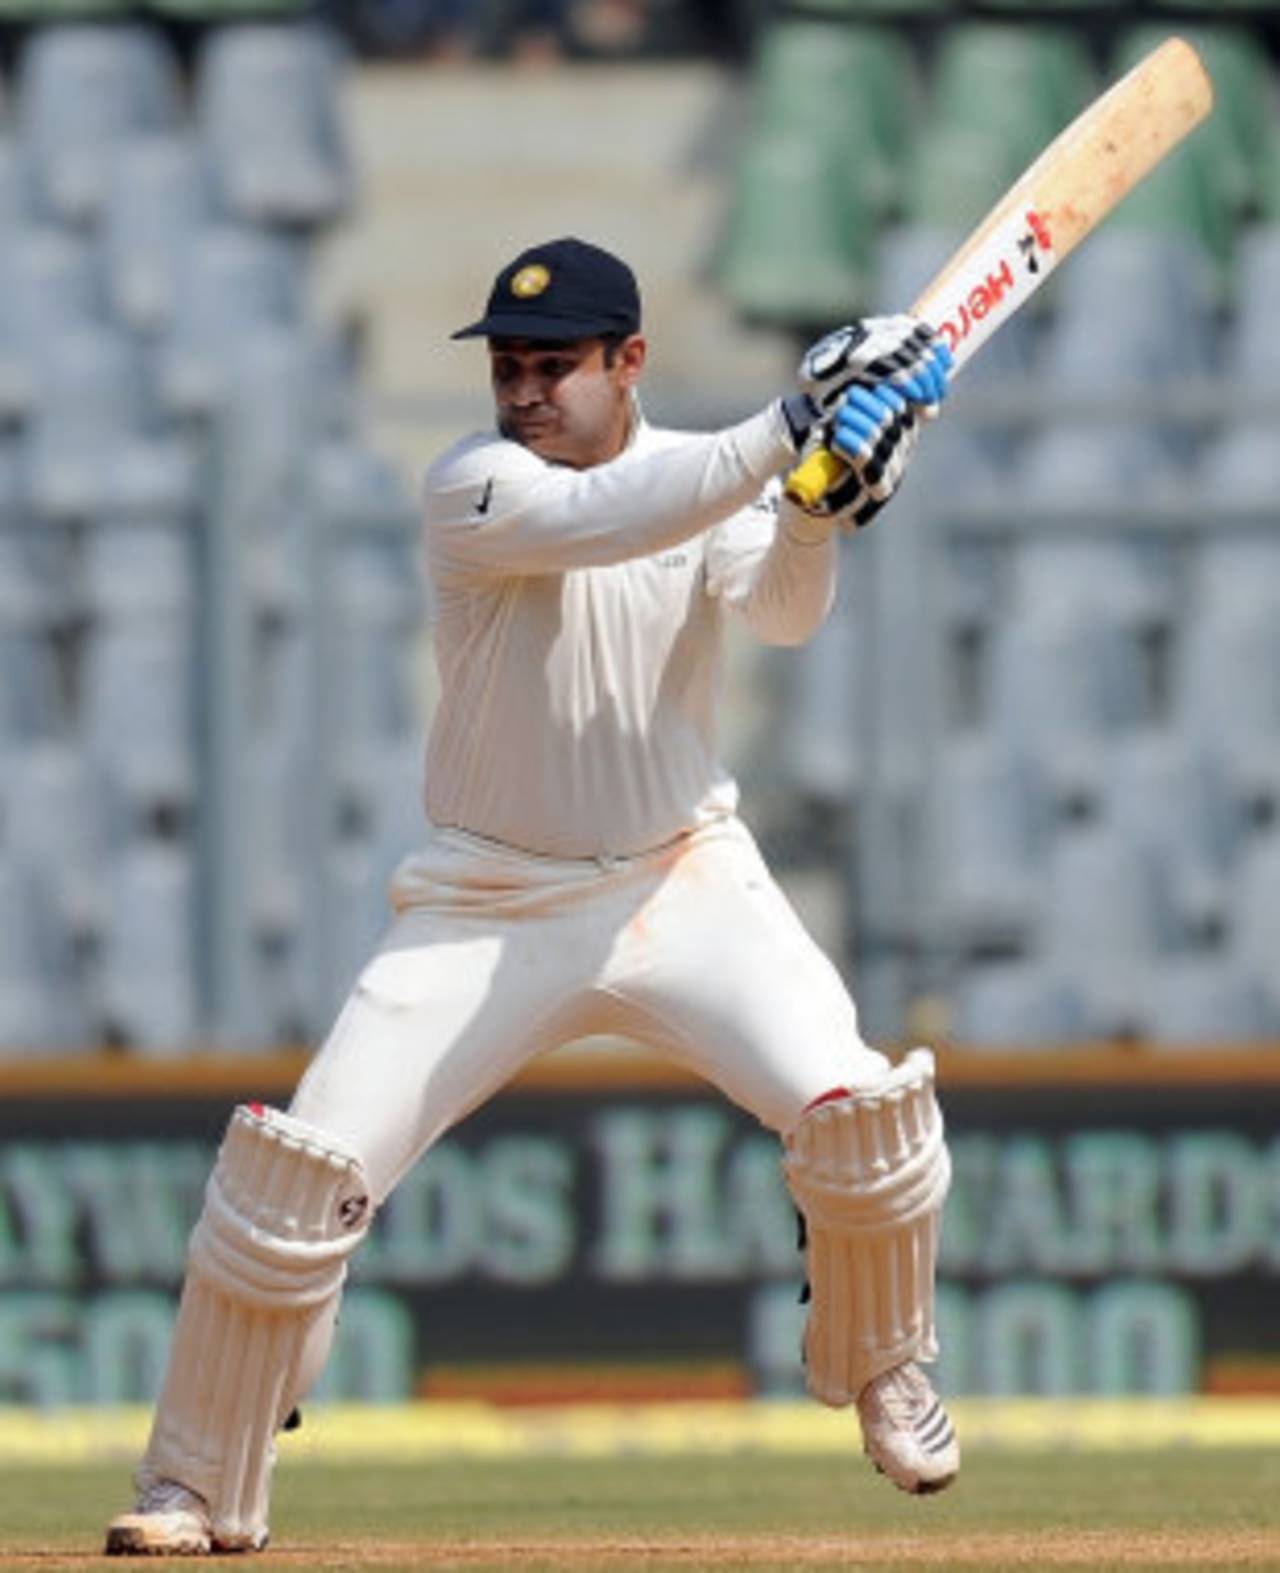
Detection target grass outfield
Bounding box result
[1,1449,1279,1571]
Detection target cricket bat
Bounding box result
[785,35,1215,510]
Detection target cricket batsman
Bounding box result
[106,236,957,1556]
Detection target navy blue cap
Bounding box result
[451,237,642,341]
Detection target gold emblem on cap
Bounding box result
[511,264,551,299]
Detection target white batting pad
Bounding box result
[140,1105,372,1549]
[783,1047,951,1407]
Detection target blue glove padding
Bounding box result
[898,340,954,418]
[830,383,919,500]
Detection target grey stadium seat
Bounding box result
[1224,224,1280,390]
[1038,229,1216,390]
[158,226,304,418]
[925,735,1050,952]
[2,739,103,944]
[1193,426,1280,507]
[983,603,1149,804]
[102,134,223,335]
[0,227,106,423]
[1141,956,1273,1046]
[1173,540,1280,808]
[949,959,1086,1049]
[97,842,200,1054]
[0,851,89,1053]
[1096,730,1244,943]
[22,325,158,522]
[81,621,195,828]
[15,24,183,226]
[194,24,354,231]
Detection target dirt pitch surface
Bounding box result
[4,1531,1280,1571]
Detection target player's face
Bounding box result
[489,335,646,468]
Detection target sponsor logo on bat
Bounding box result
[934,209,1055,357]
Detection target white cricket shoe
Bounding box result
[104,1478,214,1557]
[856,1360,960,1495]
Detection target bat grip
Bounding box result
[784,446,847,510]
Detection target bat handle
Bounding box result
[784,446,847,510]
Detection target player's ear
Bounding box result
[616,334,646,386]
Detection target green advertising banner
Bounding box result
[0,1049,1276,1405]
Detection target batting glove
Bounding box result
[830,383,921,501]
[798,315,943,417]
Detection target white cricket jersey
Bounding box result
[420,404,838,859]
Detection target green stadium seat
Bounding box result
[927,23,1097,173]
[1153,0,1278,10]
[717,126,877,330]
[781,0,950,15]
[1258,127,1280,226]
[751,20,921,222]
[970,0,1114,9]
[1114,25,1275,223]
[902,122,1022,233]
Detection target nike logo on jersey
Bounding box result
[474,478,494,516]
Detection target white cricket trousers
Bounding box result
[290,815,890,1203]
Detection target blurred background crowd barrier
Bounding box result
[0,0,1276,1408]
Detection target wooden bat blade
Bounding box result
[916,35,1213,369]
[784,35,1214,511]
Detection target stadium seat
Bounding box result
[0,491,63,736]
[949,960,1085,1049]
[22,325,158,522]
[1224,828,1280,1031]
[1222,224,1280,390]
[0,624,62,744]
[81,621,195,828]
[1038,228,1217,392]
[925,735,1050,952]
[0,852,87,1053]
[194,24,354,232]
[983,604,1149,805]
[750,21,919,223]
[97,842,200,1053]
[1006,533,1178,649]
[157,225,304,417]
[102,134,223,336]
[1097,730,1244,944]
[0,227,106,422]
[1011,423,1187,504]
[928,24,1095,174]
[0,139,39,233]
[1142,957,1273,1047]
[1006,429,1184,632]
[2,739,102,943]
[786,0,947,15]
[1193,427,1280,508]
[81,515,196,621]
[902,122,1021,235]
[1173,540,1280,809]
[718,126,875,330]
[14,24,183,227]
[1036,824,1174,1039]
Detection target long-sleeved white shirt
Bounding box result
[420,404,838,859]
